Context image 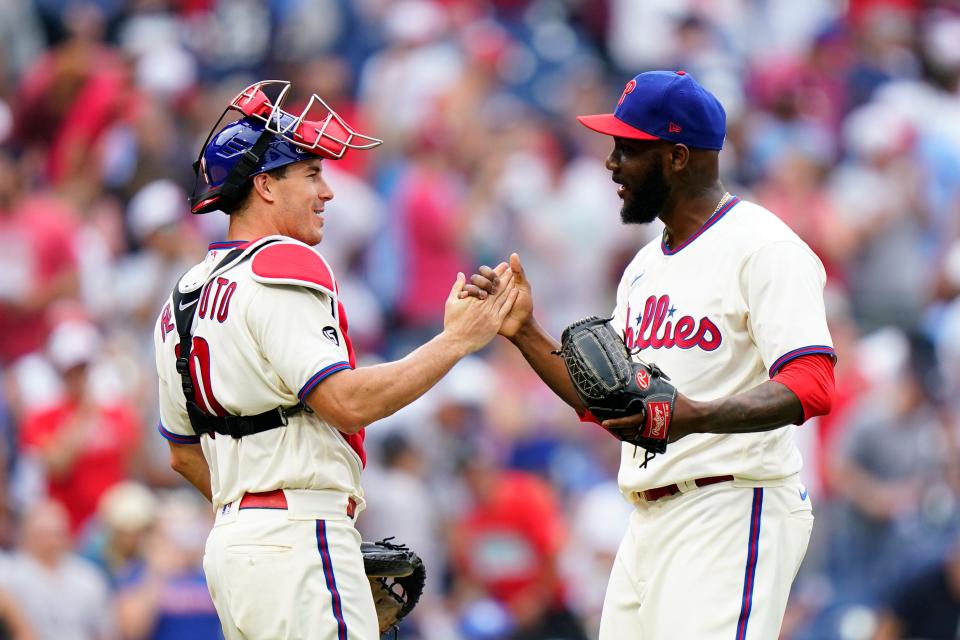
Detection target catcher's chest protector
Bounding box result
[171,239,303,439]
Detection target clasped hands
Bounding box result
[457,253,694,441]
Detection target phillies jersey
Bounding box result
[610,197,835,494]
[154,236,365,508]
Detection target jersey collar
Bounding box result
[661,196,740,255]
[208,240,251,251]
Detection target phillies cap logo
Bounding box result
[635,369,650,390]
[617,79,637,107]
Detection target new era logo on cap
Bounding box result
[577,70,726,150]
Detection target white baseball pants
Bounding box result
[203,490,379,640]
[599,477,813,640]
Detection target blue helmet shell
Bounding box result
[200,116,310,189]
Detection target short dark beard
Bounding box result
[621,161,671,225]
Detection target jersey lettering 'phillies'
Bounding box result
[624,294,721,352]
[610,198,835,494]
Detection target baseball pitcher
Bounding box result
[465,70,836,640]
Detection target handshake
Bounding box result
[442,253,533,355]
[447,253,678,455]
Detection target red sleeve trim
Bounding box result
[772,353,835,424]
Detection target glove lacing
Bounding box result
[633,446,658,469]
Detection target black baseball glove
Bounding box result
[362,538,425,637]
[556,316,677,454]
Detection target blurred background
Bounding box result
[0,0,959,638]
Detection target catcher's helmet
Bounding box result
[191,80,382,214]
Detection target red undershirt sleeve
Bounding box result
[772,353,836,424]
[577,408,602,425]
[577,353,835,426]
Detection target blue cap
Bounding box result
[577,70,726,150]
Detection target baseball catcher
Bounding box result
[362,539,426,637]
[155,77,517,640]
[556,316,677,455]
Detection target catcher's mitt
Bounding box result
[362,538,425,637]
[556,316,677,454]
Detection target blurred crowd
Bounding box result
[0,0,960,638]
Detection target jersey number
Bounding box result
[187,337,227,416]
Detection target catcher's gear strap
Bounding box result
[171,238,303,439]
[249,241,338,299]
[191,123,275,214]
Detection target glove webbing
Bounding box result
[368,537,424,638]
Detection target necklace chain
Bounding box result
[712,191,732,215]
[663,192,732,249]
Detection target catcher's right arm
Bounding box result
[556,316,677,453]
[362,538,426,637]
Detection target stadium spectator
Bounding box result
[19,321,141,533]
[452,451,584,640]
[114,494,220,640]
[872,542,960,640]
[0,500,113,639]
[80,481,158,588]
[0,585,35,640]
[0,150,79,366]
[827,332,958,603]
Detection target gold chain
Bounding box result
[712,191,732,215]
[663,191,732,249]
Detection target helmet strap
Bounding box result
[189,115,275,215]
[217,128,275,207]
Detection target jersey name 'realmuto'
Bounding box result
[154,236,365,508]
[611,198,835,494]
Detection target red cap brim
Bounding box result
[576,114,660,140]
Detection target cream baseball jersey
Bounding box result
[154,236,365,508]
[610,197,835,494]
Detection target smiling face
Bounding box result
[605,137,673,225]
[269,158,334,245]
